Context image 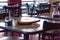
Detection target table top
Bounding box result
[36,16,60,21]
[1,16,60,34]
[0,17,43,34]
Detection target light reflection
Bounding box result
[0,22,5,27]
[21,29,37,32]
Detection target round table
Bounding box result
[0,17,42,40]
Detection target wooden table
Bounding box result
[0,17,42,40]
[35,16,60,25]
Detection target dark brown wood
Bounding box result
[3,6,20,17]
[42,21,60,40]
[37,3,51,14]
[43,21,60,30]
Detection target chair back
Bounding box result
[43,21,60,31]
[26,3,35,13]
[26,3,38,17]
[39,3,51,13]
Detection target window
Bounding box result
[21,0,34,6]
[21,0,49,14]
[0,0,8,9]
[21,0,49,7]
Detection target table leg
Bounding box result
[11,32,14,36]
[24,34,29,40]
[42,31,45,40]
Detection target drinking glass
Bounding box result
[5,17,12,26]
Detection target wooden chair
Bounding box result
[37,3,51,14]
[26,3,39,17]
[42,21,60,40]
[3,6,20,17]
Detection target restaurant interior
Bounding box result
[0,0,60,40]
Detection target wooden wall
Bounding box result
[49,0,60,4]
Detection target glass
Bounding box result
[5,17,17,27]
[5,17,13,26]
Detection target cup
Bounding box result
[5,17,12,26]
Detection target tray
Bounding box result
[17,17,40,25]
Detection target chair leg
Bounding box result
[48,35,50,40]
[51,34,55,40]
[5,31,8,36]
[42,32,46,40]
[52,36,55,40]
[4,30,9,36]
[11,32,14,36]
[38,33,40,40]
[58,34,60,40]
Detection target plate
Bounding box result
[17,17,40,25]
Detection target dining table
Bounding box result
[34,15,60,40]
[36,15,60,21]
[0,16,43,40]
[0,15,60,40]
